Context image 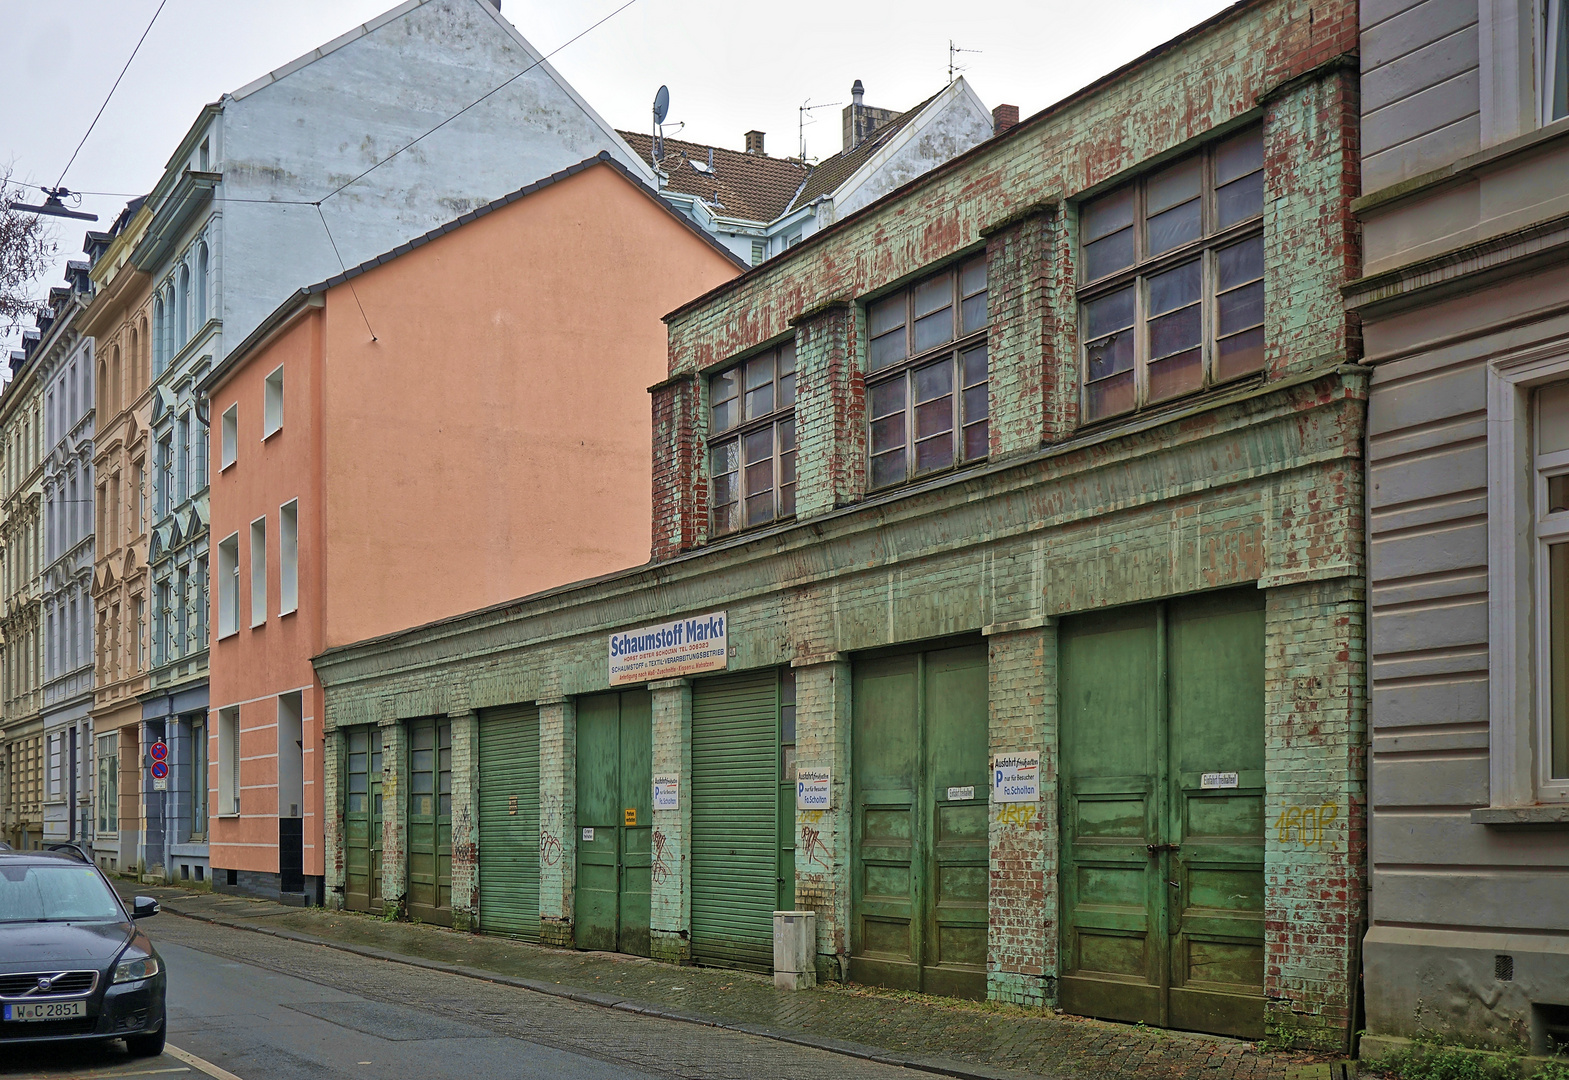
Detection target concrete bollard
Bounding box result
[773,910,817,991]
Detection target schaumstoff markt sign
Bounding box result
[608,611,728,685]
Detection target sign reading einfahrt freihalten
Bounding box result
[608,611,728,686]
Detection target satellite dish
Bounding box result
[653,85,670,125]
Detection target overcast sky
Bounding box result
[4,0,1234,352]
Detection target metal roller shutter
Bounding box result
[691,669,778,970]
[479,704,541,941]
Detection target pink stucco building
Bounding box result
[200,156,741,902]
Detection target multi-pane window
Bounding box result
[1538,380,1569,782]
[156,435,173,518]
[709,341,796,536]
[865,257,989,488]
[1079,127,1265,424]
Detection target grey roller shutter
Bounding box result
[691,669,778,970]
[478,704,540,941]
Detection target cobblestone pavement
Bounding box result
[125,884,1345,1080]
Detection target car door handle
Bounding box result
[1146,843,1181,855]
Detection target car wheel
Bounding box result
[125,1024,166,1057]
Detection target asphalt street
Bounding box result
[1,911,930,1080]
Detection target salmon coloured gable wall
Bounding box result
[318,162,740,649]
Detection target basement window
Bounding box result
[864,257,989,490]
[708,340,796,537]
[1078,126,1264,424]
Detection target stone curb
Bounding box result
[158,901,1042,1080]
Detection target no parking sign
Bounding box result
[150,740,169,792]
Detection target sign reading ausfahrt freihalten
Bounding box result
[653,774,679,811]
[992,752,1041,803]
[608,611,728,686]
[797,767,831,810]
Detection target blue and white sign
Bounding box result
[993,753,1040,804]
[608,611,728,686]
[797,767,831,811]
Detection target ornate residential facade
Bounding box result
[36,261,97,846]
[0,304,50,850]
[84,200,155,875]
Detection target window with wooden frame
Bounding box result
[708,341,796,537]
[1078,126,1265,424]
[865,256,989,489]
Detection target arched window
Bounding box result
[100,353,110,416]
[177,264,190,347]
[137,316,149,384]
[152,297,165,376]
[196,243,209,326]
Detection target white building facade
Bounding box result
[36,264,97,847]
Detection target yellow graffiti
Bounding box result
[995,803,1036,827]
[1274,802,1339,848]
[798,810,825,825]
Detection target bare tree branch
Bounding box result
[0,166,60,331]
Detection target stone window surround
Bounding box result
[1483,336,1569,816]
[1480,0,1562,142]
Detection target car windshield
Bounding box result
[0,863,124,923]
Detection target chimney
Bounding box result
[842,79,897,152]
[992,104,1020,137]
[745,129,766,154]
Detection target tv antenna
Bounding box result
[949,40,981,83]
[798,98,841,162]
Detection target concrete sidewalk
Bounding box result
[120,882,1351,1080]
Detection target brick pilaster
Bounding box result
[792,303,864,519]
[378,716,407,917]
[791,653,852,981]
[1262,578,1366,1051]
[984,620,1057,1007]
[981,207,1056,458]
[323,727,346,908]
[448,709,479,930]
[537,696,577,947]
[649,677,692,962]
[651,374,702,561]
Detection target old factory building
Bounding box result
[312,0,1367,1051]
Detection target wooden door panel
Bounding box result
[852,656,920,988]
[575,694,621,952]
[1168,591,1265,1038]
[1059,607,1163,1023]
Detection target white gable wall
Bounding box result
[219,0,651,345]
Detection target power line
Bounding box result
[319,0,640,204]
[56,0,171,190]
[316,205,375,342]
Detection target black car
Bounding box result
[0,844,167,1055]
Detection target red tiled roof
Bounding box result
[619,131,810,224]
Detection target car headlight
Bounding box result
[112,953,161,984]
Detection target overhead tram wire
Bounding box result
[315,205,376,342]
[55,0,171,190]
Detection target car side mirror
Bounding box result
[132,897,159,919]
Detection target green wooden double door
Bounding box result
[576,691,653,956]
[343,726,384,914]
[1059,589,1266,1039]
[478,704,541,941]
[407,718,453,925]
[851,644,989,1000]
